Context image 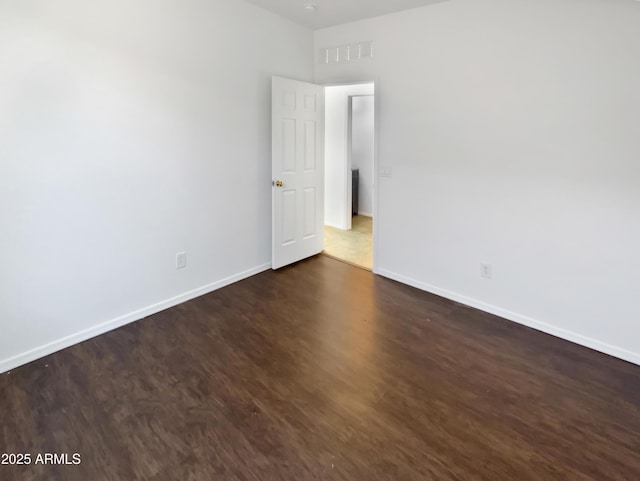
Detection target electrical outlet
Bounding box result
[480,263,492,279]
[176,251,187,270]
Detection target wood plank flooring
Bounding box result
[1,255,639,481]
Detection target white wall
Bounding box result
[315,0,640,365]
[0,0,313,372]
[350,95,375,217]
[324,83,374,229]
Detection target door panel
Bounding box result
[272,77,324,269]
[304,121,317,171]
[281,190,297,245]
[282,119,296,172]
[303,187,316,239]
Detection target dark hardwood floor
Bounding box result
[1,255,639,481]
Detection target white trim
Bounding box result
[345,94,353,231]
[0,263,272,374]
[371,79,380,274]
[378,268,640,366]
[324,221,350,230]
[356,211,373,218]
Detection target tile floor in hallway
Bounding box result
[323,215,372,269]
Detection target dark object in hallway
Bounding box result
[352,167,359,215]
[1,255,639,481]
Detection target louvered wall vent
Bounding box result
[319,41,374,65]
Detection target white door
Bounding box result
[272,76,324,270]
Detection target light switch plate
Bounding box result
[380,166,393,178]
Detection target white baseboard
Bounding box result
[378,268,640,366]
[357,211,373,218]
[0,263,272,374]
[6,263,637,374]
[325,222,349,230]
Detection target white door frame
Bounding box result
[322,80,380,273]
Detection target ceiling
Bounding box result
[244,0,448,30]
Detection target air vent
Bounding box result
[358,41,374,60]
[318,41,374,65]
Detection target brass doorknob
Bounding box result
[274,180,284,187]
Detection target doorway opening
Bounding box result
[323,83,375,270]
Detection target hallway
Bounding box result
[323,215,372,269]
